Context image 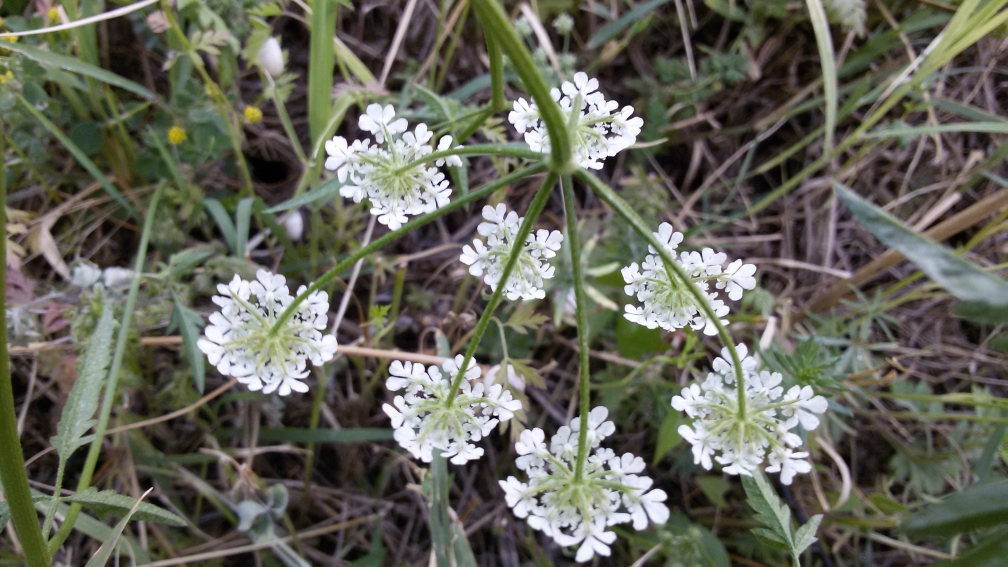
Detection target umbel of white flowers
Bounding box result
[198,270,338,396]
[324,104,463,230]
[460,203,564,301]
[508,72,643,170]
[622,222,757,336]
[672,344,829,484]
[383,356,523,465]
[500,407,670,563]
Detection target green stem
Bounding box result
[575,170,748,403]
[48,183,166,554]
[562,174,593,482]
[159,0,255,196]
[472,0,573,171]
[270,164,546,334]
[269,77,308,165]
[445,171,558,403]
[0,117,52,567]
[429,454,452,567]
[486,31,507,112]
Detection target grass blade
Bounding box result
[83,487,153,567]
[586,0,670,49]
[309,0,337,143]
[203,198,238,255]
[235,197,255,258]
[805,0,837,154]
[3,42,156,101]
[266,178,344,213]
[65,487,185,527]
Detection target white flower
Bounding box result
[256,37,284,79]
[670,343,829,484]
[508,72,642,169]
[324,104,460,230]
[283,211,304,241]
[197,270,338,396]
[500,407,669,563]
[71,262,103,288]
[102,267,134,288]
[381,355,522,465]
[460,203,563,301]
[622,222,756,336]
[485,363,526,392]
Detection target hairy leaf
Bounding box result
[83,489,153,567]
[741,472,822,559]
[65,488,185,527]
[51,304,115,459]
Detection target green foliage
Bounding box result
[760,338,843,392]
[168,293,206,393]
[65,488,185,527]
[741,472,823,566]
[902,481,1008,537]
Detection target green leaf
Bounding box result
[938,527,1008,567]
[696,475,731,508]
[265,178,343,213]
[169,294,206,393]
[349,521,386,567]
[83,489,152,567]
[51,304,115,459]
[68,122,105,157]
[741,471,819,558]
[587,0,670,49]
[653,411,683,465]
[834,182,1008,324]
[167,245,216,278]
[616,316,667,359]
[17,95,140,221]
[67,488,185,527]
[203,198,238,254]
[235,197,255,258]
[309,0,337,142]
[901,480,1008,537]
[4,42,155,100]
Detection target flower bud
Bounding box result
[256,37,284,79]
[553,13,574,35]
[283,211,303,241]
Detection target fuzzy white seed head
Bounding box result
[256,37,285,79]
[500,407,669,563]
[459,203,563,301]
[324,104,461,229]
[197,270,337,396]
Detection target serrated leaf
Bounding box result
[4,42,155,100]
[414,84,455,123]
[741,472,795,550]
[84,488,153,567]
[793,514,823,553]
[167,245,215,278]
[66,488,186,527]
[51,304,115,459]
[170,294,206,393]
[505,303,548,335]
[901,480,1008,537]
[751,527,792,550]
[835,182,1008,325]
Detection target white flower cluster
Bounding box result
[198,270,338,396]
[500,407,669,562]
[672,344,829,484]
[460,203,563,301]
[324,104,462,230]
[383,356,522,465]
[508,72,643,169]
[622,222,757,336]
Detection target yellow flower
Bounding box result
[168,126,187,145]
[1,36,17,44]
[0,71,11,84]
[244,106,263,124]
[47,7,59,22]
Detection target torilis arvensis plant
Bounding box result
[194,21,829,564]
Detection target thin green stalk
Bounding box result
[429,454,452,567]
[561,175,593,482]
[445,171,558,403]
[486,31,506,111]
[159,0,255,196]
[393,144,542,174]
[309,0,337,144]
[270,164,546,333]
[48,183,166,554]
[472,0,572,171]
[269,78,308,165]
[576,170,748,405]
[0,118,51,567]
